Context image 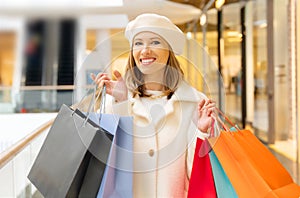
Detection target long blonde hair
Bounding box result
[124,49,184,99]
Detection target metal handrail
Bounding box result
[0,84,99,169]
[0,85,75,91]
[0,118,54,169]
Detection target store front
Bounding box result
[198,0,298,174]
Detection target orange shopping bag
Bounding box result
[208,112,300,198]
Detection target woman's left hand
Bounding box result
[197,99,216,133]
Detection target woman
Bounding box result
[91,13,216,198]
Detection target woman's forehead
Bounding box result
[133,31,170,49]
[134,31,163,40]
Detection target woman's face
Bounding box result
[132,31,170,75]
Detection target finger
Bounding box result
[200,99,211,109]
[206,103,216,109]
[113,70,123,81]
[96,75,110,85]
[211,100,216,104]
[90,73,96,80]
[204,99,215,107]
[202,101,216,112]
[198,99,206,110]
[198,106,208,119]
[95,73,108,81]
[208,101,216,108]
[99,79,110,88]
[198,103,204,117]
[92,73,109,87]
[94,77,110,90]
[207,107,215,116]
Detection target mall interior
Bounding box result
[0,0,300,197]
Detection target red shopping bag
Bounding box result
[187,138,217,198]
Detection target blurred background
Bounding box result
[0,0,300,197]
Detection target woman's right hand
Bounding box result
[90,70,128,102]
[197,99,216,133]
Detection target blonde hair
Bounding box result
[124,49,184,99]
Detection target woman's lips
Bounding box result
[140,58,156,65]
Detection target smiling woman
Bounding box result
[131,32,170,94]
[91,13,217,197]
[132,32,170,75]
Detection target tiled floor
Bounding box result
[225,92,300,184]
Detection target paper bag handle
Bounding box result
[95,84,106,122]
[77,84,106,126]
[215,107,240,132]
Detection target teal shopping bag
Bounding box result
[209,151,238,198]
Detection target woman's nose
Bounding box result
[141,45,151,55]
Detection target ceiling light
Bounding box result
[253,20,267,28]
[215,0,225,10]
[199,14,207,26]
[226,31,242,37]
[186,32,192,40]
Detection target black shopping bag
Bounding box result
[28,104,115,198]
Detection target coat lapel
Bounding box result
[130,96,151,121]
[129,81,207,124]
[164,81,207,115]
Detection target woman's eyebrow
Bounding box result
[150,37,162,40]
[134,37,162,41]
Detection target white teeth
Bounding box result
[141,58,155,64]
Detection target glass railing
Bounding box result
[0,85,76,197]
[0,119,54,198]
[0,86,74,113]
[0,86,14,113]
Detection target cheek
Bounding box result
[158,50,169,64]
[133,51,140,64]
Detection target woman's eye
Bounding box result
[134,41,143,46]
[151,40,161,45]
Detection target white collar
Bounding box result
[128,81,207,121]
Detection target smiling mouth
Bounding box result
[140,58,156,65]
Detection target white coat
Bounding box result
[107,81,209,198]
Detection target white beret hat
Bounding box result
[125,13,185,55]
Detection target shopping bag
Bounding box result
[77,113,127,197]
[208,110,300,198]
[27,104,115,197]
[28,85,129,197]
[209,150,238,198]
[208,121,238,198]
[187,138,217,198]
[97,115,133,198]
